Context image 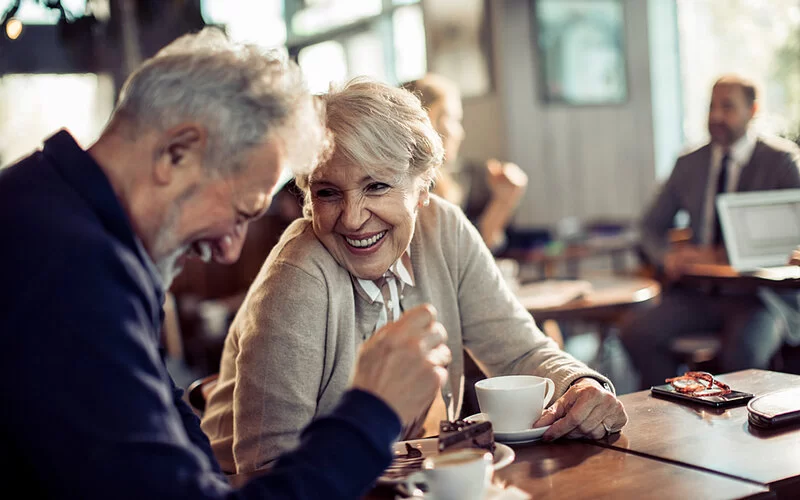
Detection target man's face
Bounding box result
[150,139,284,285]
[708,84,755,147]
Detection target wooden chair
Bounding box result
[670,332,722,373]
[187,373,219,414]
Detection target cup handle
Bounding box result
[404,471,428,498]
[543,378,555,407]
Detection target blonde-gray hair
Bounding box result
[296,77,444,214]
[111,27,328,176]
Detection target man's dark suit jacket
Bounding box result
[640,135,800,265]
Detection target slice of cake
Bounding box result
[438,419,495,454]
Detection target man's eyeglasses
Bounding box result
[666,371,731,397]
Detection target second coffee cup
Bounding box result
[474,375,555,433]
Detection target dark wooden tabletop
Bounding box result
[363,440,771,500]
[493,440,771,500]
[680,263,800,290]
[601,369,800,495]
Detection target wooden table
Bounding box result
[518,276,661,323]
[365,440,770,499]
[681,263,800,291]
[232,369,797,499]
[494,441,771,500]
[600,369,800,497]
[516,276,661,371]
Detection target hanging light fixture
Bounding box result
[1,0,22,41]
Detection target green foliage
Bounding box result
[774,25,800,146]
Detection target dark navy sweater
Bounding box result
[0,130,400,499]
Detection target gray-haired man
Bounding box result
[0,28,449,499]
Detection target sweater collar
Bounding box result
[43,129,165,299]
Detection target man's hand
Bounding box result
[664,244,719,281]
[533,378,627,441]
[350,304,451,425]
[789,246,800,266]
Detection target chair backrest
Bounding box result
[187,373,219,414]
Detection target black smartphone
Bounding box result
[650,384,754,408]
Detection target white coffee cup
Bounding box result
[404,448,493,500]
[474,375,555,433]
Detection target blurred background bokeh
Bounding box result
[2,0,799,391]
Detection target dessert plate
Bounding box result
[465,413,551,444]
[378,438,514,485]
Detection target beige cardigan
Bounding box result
[201,195,611,473]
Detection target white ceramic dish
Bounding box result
[378,437,515,485]
[465,413,551,444]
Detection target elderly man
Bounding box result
[0,29,450,499]
[622,74,800,389]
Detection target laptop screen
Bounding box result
[717,189,800,271]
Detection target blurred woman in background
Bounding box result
[403,73,528,253]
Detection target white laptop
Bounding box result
[716,188,800,280]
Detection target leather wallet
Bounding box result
[747,387,800,429]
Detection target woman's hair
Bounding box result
[402,74,463,204]
[111,27,328,176]
[295,77,444,215]
[401,73,461,112]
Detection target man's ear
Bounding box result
[153,123,208,186]
[749,101,759,120]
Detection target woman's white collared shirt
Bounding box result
[351,250,415,330]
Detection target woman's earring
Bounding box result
[422,198,430,207]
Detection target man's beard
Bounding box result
[152,203,188,290]
[155,246,187,290]
[150,185,212,289]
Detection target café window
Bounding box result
[0,73,114,168]
[0,0,89,24]
[201,0,426,90]
[288,0,426,91]
[676,0,800,146]
[201,0,287,48]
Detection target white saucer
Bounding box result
[465,413,551,444]
[379,438,515,485]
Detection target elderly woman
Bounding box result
[201,78,627,474]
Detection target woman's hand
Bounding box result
[534,378,628,441]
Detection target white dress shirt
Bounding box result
[701,130,758,244]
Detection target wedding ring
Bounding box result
[601,422,613,435]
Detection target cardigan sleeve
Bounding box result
[452,210,613,400]
[229,260,330,472]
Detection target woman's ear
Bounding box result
[418,189,431,208]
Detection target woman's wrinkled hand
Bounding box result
[534,378,628,441]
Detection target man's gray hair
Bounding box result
[113,27,329,175]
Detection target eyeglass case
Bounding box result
[747,387,800,429]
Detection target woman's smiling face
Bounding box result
[309,156,426,280]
